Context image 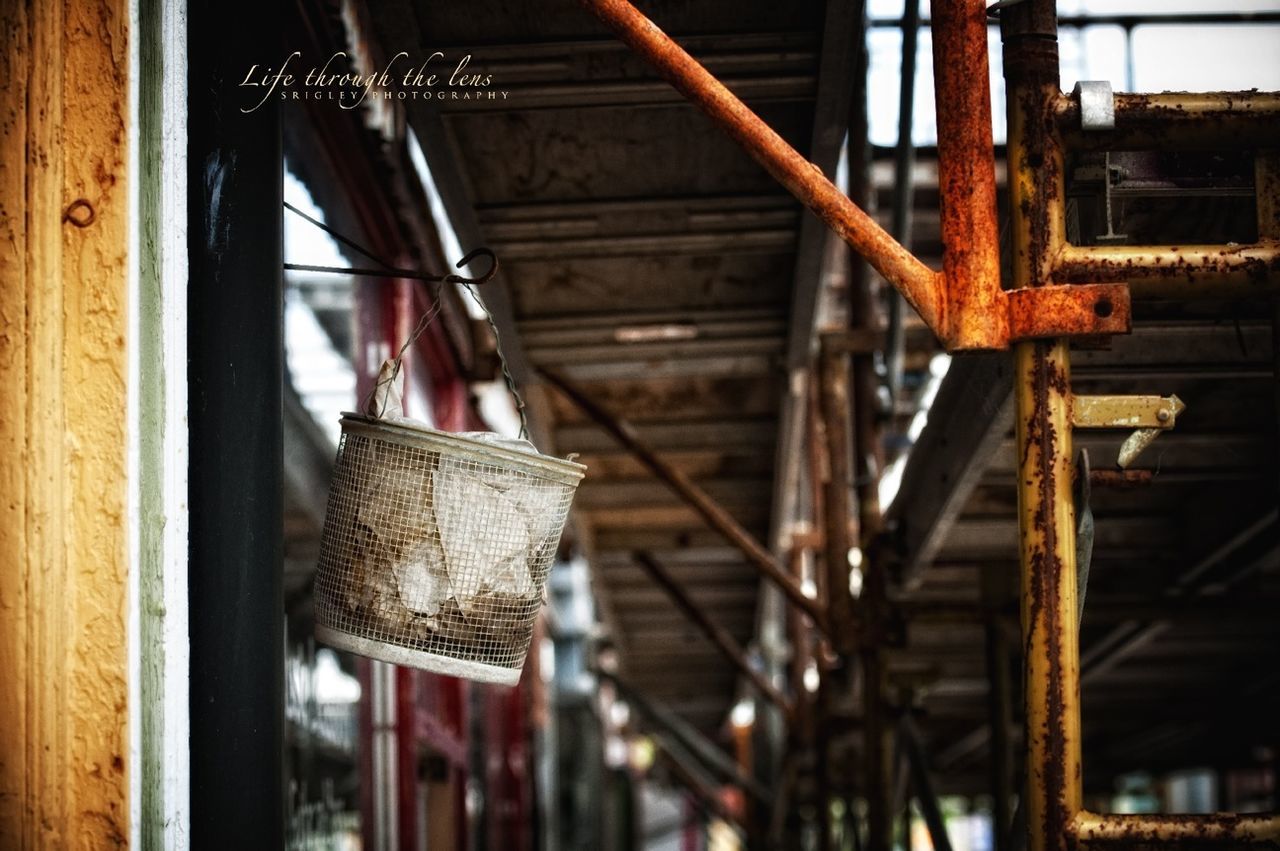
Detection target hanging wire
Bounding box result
[284,203,528,440]
[460,283,529,440]
[285,201,395,269]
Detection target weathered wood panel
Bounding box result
[0,0,131,843]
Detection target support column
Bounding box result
[1002,3,1081,850]
[187,0,285,843]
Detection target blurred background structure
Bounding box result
[270,1,1280,848]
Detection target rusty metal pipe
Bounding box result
[1056,90,1280,151]
[1014,340,1082,851]
[1072,811,1280,845]
[931,0,1007,349]
[1053,242,1280,295]
[654,739,746,832]
[579,0,944,335]
[901,716,956,851]
[1003,3,1081,850]
[605,671,772,804]
[819,348,859,654]
[540,367,828,627]
[634,551,793,717]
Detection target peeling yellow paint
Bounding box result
[0,0,131,846]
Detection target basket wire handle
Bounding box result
[459,282,528,440]
[284,203,528,440]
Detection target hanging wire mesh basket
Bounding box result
[314,414,585,685]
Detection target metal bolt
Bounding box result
[1156,408,1171,423]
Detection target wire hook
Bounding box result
[444,247,499,286]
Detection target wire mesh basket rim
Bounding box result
[338,412,586,484]
[316,624,522,686]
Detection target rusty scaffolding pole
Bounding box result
[1001,1,1280,848]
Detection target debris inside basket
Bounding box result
[336,438,553,663]
[315,358,572,668]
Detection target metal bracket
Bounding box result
[1006,283,1132,340]
[1071,393,1185,469]
[1074,81,1115,131]
[1071,394,1181,429]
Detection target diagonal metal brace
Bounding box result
[578,0,1133,349]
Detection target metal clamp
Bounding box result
[1074,81,1115,131]
[1071,394,1185,469]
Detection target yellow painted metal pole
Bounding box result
[1073,811,1280,845]
[1001,2,1082,850]
[1013,341,1082,851]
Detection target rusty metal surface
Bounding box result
[1260,150,1280,239]
[1001,11,1067,292]
[633,551,792,716]
[1003,5,1081,850]
[1053,243,1280,294]
[539,366,828,626]
[1086,468,1154,489]
[579,0,944,333]
[1007,283,1131,340]
[1014,340,1083,851]
[931,0,1006,349]
[819,348,858,654]
[1072,811,1280,846]
[1056,90,1280,151]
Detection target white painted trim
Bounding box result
[128,0,190,845]
[126,3,141,842]
[159,0,191,830]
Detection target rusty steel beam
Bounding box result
[931,0,1006,350]
[1072,812,1280,846]
[540,367,827,627]
[633,551,793,717]
[578,0,943,333]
